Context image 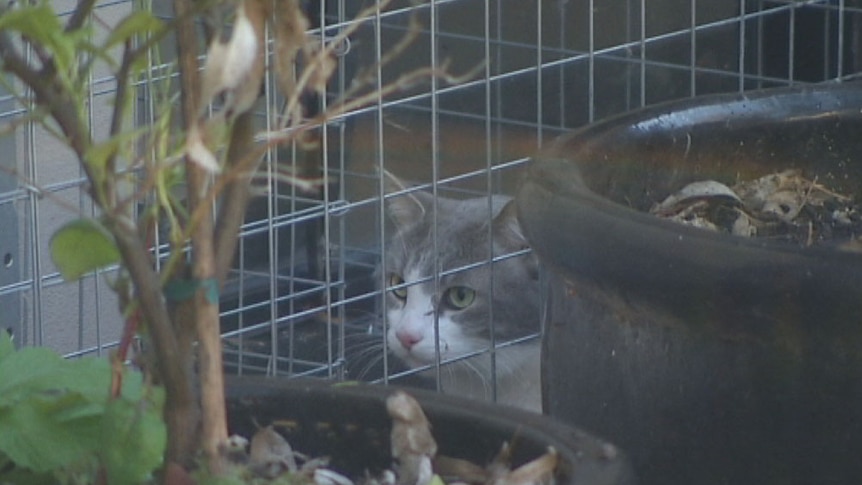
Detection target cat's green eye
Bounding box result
[444,286,475,310]
[389,274,408,300]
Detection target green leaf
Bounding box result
[0,347,111,408]
[0,392,102,473]
[0,342,164,481]
[0,4,76,81]
[0,346,65,404]
[104,11,165,49]
[0,346,111,406]
[0,352,110,414]
[49,219,120,281]
[101,391,166,485]
[0,458,56,485]
[84,125,148,182]
[50,358,114,404]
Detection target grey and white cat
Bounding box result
[381,181,543,411]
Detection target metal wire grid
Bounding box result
[2,0,861,387]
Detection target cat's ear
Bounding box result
[383,170,431,228]
[494,200,540,279]
[493,199,529,249]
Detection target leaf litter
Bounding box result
[215,391,558,485]
[650,169,862,250]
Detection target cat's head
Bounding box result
[380,175,541,374]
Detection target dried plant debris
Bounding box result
[386,390,557,485]
[650,169,862,248]
[215,391,558,485]
[387,391,438,485]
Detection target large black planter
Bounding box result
[516,83,862,485]
[225,378,635,484]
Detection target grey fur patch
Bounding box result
[383,190,541,347]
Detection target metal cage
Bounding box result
[2,0,861,398]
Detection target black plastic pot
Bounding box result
[225,378,635,485]
[515,83,862,485]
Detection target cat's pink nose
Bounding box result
[395,330,421,350]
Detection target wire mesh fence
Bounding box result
[2,0,861,399]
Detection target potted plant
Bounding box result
[516,82,862,485]
[0,330,636,484]
[225,378,634,485]
[0,1,635,483]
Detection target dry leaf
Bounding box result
[650,180,741,217]
[733,169,801,210]
[487,447,558,485]
[387,391,438,485]
[306,40,337,95]
[185,123,220,173]
[197,0,266,121]
[433,455,488,483]
[248,425,299,478]
[272,0,309,104]
[219,434,250,464]
[652,169,861,246]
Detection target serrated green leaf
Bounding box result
[0,347,65,403]
[101,393,166,485]
[104,11,165,49]
[0,393,102,473]
[49,219,120,281]
[52,357,113,400]
[0,337,165,483]
[0,347,111,408]
[0,345,162,481]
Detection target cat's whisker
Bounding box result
[346,342,385,364]
[344,347,384,367]
[433,359,460,394]
[339,331,391,381]
[341,333,383,352]
[354,354,385,380]
[460,356,493,397]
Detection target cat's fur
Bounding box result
[381,182,543,411]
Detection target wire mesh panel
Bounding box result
[1,0,135,354]
[2,0,862,403]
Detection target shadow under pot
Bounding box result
[225,377,635,485]
[516,82,862,485]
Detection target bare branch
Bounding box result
[65,0,98,33]
[280,0,396,130]
[0,33,103,205]
[174,0,229,471]
[213,111,258,285]
[103,212,199,469]
[0,32,44,95]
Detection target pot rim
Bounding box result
[516,82,862,320]
[225,377,635,485]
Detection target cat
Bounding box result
[379,177,543,412]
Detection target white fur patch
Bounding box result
[386,269,482,368]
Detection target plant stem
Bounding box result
[108,218,198,466]
[173,0,229,472]
[214,111,258,284]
